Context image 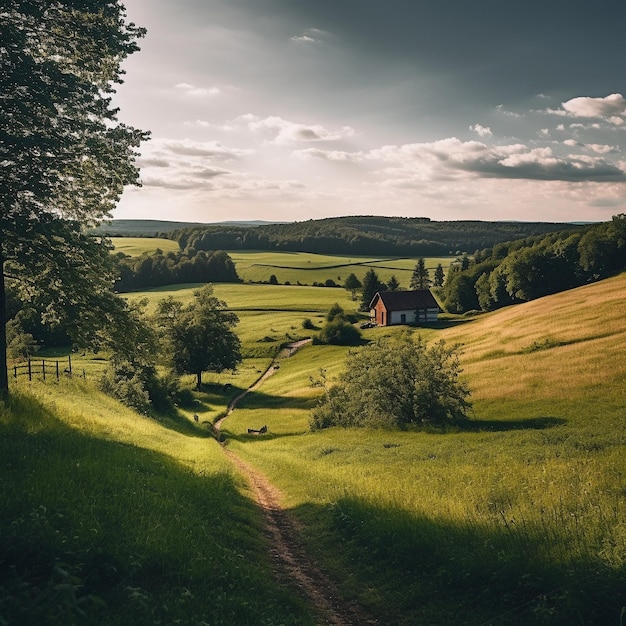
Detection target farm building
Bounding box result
[369,289,440,326]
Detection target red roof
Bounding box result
[369,289,439,311]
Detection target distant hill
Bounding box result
[93,219,282,237]
[165,215,583,257]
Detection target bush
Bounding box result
[317,319,362,346]
[311,332,471,429]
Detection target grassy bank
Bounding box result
[0,381,315,625]
[222,274,626,624]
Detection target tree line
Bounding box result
[112,249,241,292]
[165,216,579,257]
[439,215,626,313]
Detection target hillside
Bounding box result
[3,273,625,624]
[93,219,281,237]
[100,216,582,256]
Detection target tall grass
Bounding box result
[223,274,626,624]
[0,380,315,624]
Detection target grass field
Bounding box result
[221,273,626,624]
[110,236,179,256]
[127,282,367,358]
[108,236,455,286]
[227,250,454,286]
[3,267,625,623]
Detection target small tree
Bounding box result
[311,332,471,429]
[326,303,345,322]
[155,285,241,389]
[343,273,362,300]
[387,275,400,291]
[359,269,383,311]
[316,304,361,346]
[433,263,445,288]
[410,258,431,290]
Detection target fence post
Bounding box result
[13,366,17,378]
[42,360,46,381]
[28,359,32,381]
[56,361,60,380]
[68,353,72,376]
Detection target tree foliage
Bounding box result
[343,272,362,300]
[1,1,147,394]
[166,216,578,258]
[113,249,240,292]
[359,269,385,311]
[154,285,242,390]
[315,304,361,346]
[441,215,626,314]
[311,333,471,429]
[410,258,430,290]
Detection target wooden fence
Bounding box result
[12,355,86,382]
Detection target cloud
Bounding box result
[175,82,221,97]
[240,114,355,144]
[470,123,492,137]
[153,138,251,161]
[545,93,626,126]
[370,138,626,183]
[282,136,626,184]
[290,28,329,44]
[295,148,363,162]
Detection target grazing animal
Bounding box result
[247,425,268,435]
[193,414,199,422]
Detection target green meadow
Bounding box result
[226,250,454,286]
[2,255,625,623]
[109,236,455,287]
[110,236,179,256]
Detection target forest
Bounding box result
[439,214,626,313]
[112,248,241,292]
[163,215,580,257]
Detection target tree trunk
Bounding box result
[196,371,202,390]
[0,253,8,397]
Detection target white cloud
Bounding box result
[546,93,626,126]
[470,123,492,137]
[240,114,355,144]
[290,28,329,44]
[175,82,221,97]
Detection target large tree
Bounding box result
[0,1,147,395]
[155,286,242,390]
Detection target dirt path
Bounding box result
[215,340,377,625]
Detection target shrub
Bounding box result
[317,318,362,346]
[311,332,471,429]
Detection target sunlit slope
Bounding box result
[440,271,626,411]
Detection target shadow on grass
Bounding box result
[293,496,624,625]
[465,416,567,432]
[0,392,316,625]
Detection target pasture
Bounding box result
[3,256,625,623]
[226,250,454,287]
[110,236,179,256]
[107,236,455,287]
[220,273,626,624]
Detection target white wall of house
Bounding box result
[389,308,438,325]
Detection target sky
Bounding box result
[111,0,626,224]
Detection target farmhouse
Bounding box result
[369,289,440,326]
